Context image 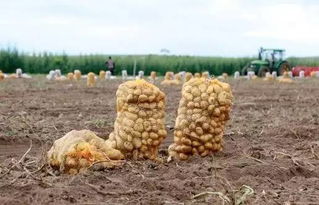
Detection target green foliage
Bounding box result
[1,48,319,75]
[287,57,319,67]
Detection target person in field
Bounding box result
[106,56,115,75]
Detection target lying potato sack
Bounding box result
[99,70,106,79]
[87,72,96,87]
[74,70,81,80]
[185,72,193,82]
[263,72,274,81]
[168,78,233,160]
[67,72,74,80]
[278,71,293,83]
[48,130,124,174]
[106,79,167,160]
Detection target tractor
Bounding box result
[241,47,291,77]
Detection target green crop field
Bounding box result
[1,48,319,76]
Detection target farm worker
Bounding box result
[105,56,115,75]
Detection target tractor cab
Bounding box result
[259,48,285,62]
[242,47,291,77]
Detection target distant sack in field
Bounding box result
[185,72,193,82]
[0,71,4,80]
[99,70,106,80]
[278,71,294,83]
[201,71,210,79]
[106,79,167,160]
[74,70,82,80]
[87,72,96,87]
[149,71,157,82]
[168,78,233,160]
[47,130,124,174]
[161,72,180,85]
[67,72,74,80]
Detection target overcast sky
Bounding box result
[0,0,318,57]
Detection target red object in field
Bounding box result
[292,66,319,76]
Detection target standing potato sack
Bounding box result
[99,70,106,80]
[169,78,233,160]
[74,70,81,80]
[67,72,74,80]
[87,72,96,87]
[0,71,4,80]
[185,72,193,82]
[150,71,156,82]
[106,79,167,160]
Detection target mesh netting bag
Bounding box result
[168,78,233,160]
[48,130,124,174]
[106,79,167,160]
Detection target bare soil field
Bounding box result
[0,76,318,205]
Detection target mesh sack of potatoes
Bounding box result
[185,72,193,82]
[67,72,74,80]
[263,72,274,81]
[161,72,179,85]
[106,79,167,160]
[74,70,82,80]
[278,71,293,83]
[173,73,182,84]
[168,78,233,160]
[194,73,201,78]
[149,71,157,82]
[201,72,210,79]
[48,130,124,174]
[87,72,96,87]
[99,70,106,79]
[150,71,156,81]
[0,71,4,80]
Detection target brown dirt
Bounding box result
[0,76,318,205]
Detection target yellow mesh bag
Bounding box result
[278,71,293,83]
[0,71,4,80]
[48,130,124,174]
[74,70,81,80]
[161,72,179,85]
[87,72,96,87]
[106,79,167,160]
[99,70,106,79]
[185,72,193,82]
[67,73,74,80]
[168,78,233,160]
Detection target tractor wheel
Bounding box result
[258,67,270,77]
[278,62,291,75]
